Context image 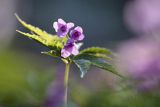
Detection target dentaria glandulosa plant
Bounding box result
[15,14,121,107]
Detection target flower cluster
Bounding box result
[53,19,84,58]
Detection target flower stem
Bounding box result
[64,62,70,107]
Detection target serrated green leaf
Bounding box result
[15,13,53,40]
[74,47,112,61]
[74,53,112,60]
[92,53,112,60]
[15,14,68,57]
[73,51,122,78]
[73,59,92,78]
[79,47,112,55]
[89,59,122,77]
[15,14,67,48]
[16,30,47,46]
[74,58,122,78]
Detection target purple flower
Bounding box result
[53,18,74,37]
[70,26,84,41]
[117,38,160,91]
[61,40,79,58]
[124,0,160,34]
[44,64,65,107]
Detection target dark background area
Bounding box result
[13,0,133,53]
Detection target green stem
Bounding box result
[64,62,70,107]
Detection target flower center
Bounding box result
[73,31,80,37]
[66,43,74,48]
[60,25,67,32]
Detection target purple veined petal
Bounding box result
[53,22,58,32]
[53,18,74,38]
[69,30,74,36]
[70,29,84,41]
[67,22,74,29]
[61,41,80,58]
[65,43,74,52]
[56,31,68,38]
[69,30,80,40]
[57,23,67,32]
[61,48,71,58]
[78,34,85,41]
[57,22,65,28]
[71,45,79,55]
[58,18,66,25]
[56,24,68,37]
[75,26,83,33]
[67,39,74,44]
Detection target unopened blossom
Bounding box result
[53,18,74,37]
[70,26,84,41]
[61,39,79,58]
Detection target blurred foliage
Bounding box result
[83,88,160,107]
[0,50,160,107]
[0,50,54,107]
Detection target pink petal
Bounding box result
[71,45,79,55]
[69,30,73,35]
[57,31,67,38]
[58,18,66,25]
[53,22,58,32]
[78,34,85,41]
[61,49,71,58]
[75,26,83,33]
[67,23,74,29]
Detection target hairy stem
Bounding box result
[64,62,70,107]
